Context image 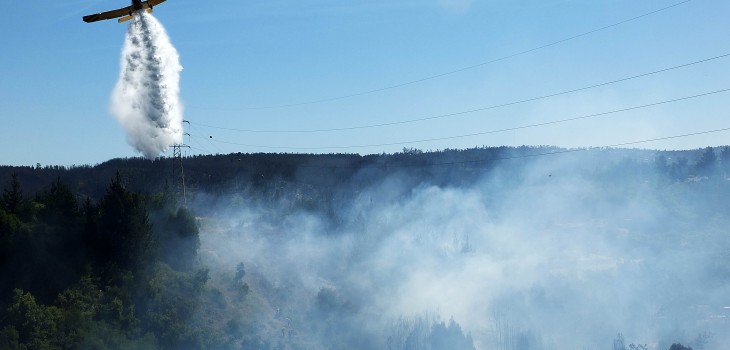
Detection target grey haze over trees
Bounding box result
[1,145,729,349]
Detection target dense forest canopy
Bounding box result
[1,146,728,349]
[3,146,725,200]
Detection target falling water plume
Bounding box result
[110,11,183,159]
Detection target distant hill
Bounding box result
[2,146,726,202]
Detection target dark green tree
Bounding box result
[156,207,199,271]
[1,174,24,215]
[428,318,476,350]
[96,174,155,272]
[670,157,689,180]
[0,208,22,267]
[0,326,21,350]
[38,178,79,222]
[668,344,692,350]
[719,146,730,176]
[54,273,103,347]
[141,265,209,350]
[3,289,63,350]
[22,179,87,303]
[1,174,31,221]
[694,147,717,176]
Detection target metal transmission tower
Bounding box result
[172,122,191,206]
[172,143,190,206]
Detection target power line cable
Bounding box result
[188,0,691,111]
[189,52,730,133]
[428,126,730,167]
[186,122,221,154]
[190,87,730,150]
[186,126,730,169]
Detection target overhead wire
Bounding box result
[187,87,730,150]
[186,121,223,154]
[178,0,728,163]
[188,52,730,133]
[429,127,730,167]
[187,0,691,111]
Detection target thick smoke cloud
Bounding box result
[110,12,183,159]
[193,151,730,350]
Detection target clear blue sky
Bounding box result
[1,0,729,166]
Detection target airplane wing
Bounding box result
[83,6,133,23]
[147,0,167,7]
[83,0,168,23]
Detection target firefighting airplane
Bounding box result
[82,0,167,23]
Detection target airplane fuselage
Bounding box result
[131,0,144,12]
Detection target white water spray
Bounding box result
[110,11,183,159]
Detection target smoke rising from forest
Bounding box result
[1,147,727,349]
[110,12,183,159]
[193,150,730,350]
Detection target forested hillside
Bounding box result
[1,146,728,349]
[0,173,206,348]
[1,146,727,203]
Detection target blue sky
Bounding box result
[1,0,729,166]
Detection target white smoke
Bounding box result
[192,151,730,350]
[110,11,183,159]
